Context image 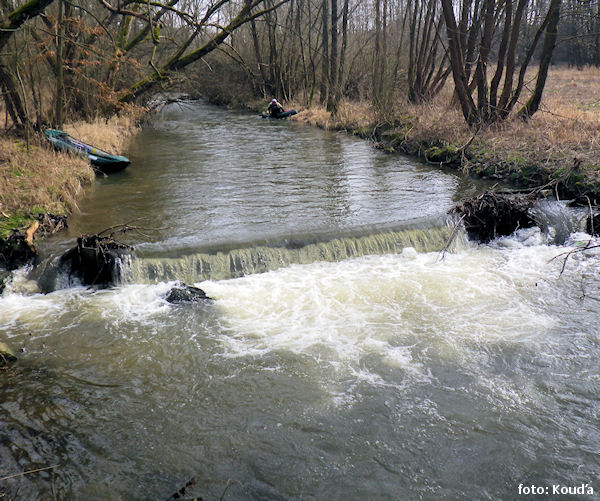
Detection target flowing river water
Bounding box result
[1,101,599,500]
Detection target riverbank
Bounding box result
[248,67,600,205]
[0,115,138,271]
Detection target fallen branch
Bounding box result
[0,464,60,482]
[24,220,39,250]
[548,238,600,275]
[438,214,466,261]
[97,221,166,240]
[165,477,197,500]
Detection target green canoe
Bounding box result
[44,129,131,174]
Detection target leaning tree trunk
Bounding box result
[55,0,65,128]
[441,0,478,125]
[518,0,562,119]
[0,62,28,129]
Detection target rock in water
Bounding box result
[166,283,211,303]
[0,232,36,270]
[0,269,10,294]
[0,341,17,368]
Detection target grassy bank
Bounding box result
[0,115,138,242]
[288,66,600,204]
[0,138,92,240]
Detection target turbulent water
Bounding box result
[1,102,599,500]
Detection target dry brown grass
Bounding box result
[296,66,600,186]
[0,137,94,221]
[464,67,600,182]
[295,101,375,131]
[0,114,140,237]
[64,113,139,155]
[295,106,333,129]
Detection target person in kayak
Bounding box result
[267,98,284,118]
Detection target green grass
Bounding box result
[0,213,35,240]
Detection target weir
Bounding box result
[2,101,599,501]
[125,224,467,283]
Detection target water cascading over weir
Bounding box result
[28,200,586,293]
[124,220,467,284]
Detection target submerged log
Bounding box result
[450,191,536,242]
[61,234,131,286]
[166,283,211,303]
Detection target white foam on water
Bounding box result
[0,288,74,334]
[93,282,173,323]
[2,266,41,295]
[0,281,174,336]
[200,240,566,373]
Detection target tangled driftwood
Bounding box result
[450,190,536,242]
[59,223,148,286]
[61,234,131,286]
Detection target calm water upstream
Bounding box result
[1,101,599,500]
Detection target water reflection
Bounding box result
[57,101,474,257]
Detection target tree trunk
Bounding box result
[518,0,562,119]
[251,19,271,97]
[373,0,382,105]
[337,0,349,94]
[319,0,329,105]
[441,0,478,125]
[0,61,29,129]
[495,0,528,115]
[326,0,338,112]
[55,0,64,128]
[473,0,495,121]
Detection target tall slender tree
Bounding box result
[442,0,563,126]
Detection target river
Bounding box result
[1,101,599,500]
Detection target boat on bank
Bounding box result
[44,129,131,174]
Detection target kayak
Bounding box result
[44,129,131,174]
[260,109,298,119]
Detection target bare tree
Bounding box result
[406,0,451,104]
[441,0,563,126]
[116,0,291,103]
[0,0,55,129]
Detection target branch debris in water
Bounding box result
[0,464,60,482]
